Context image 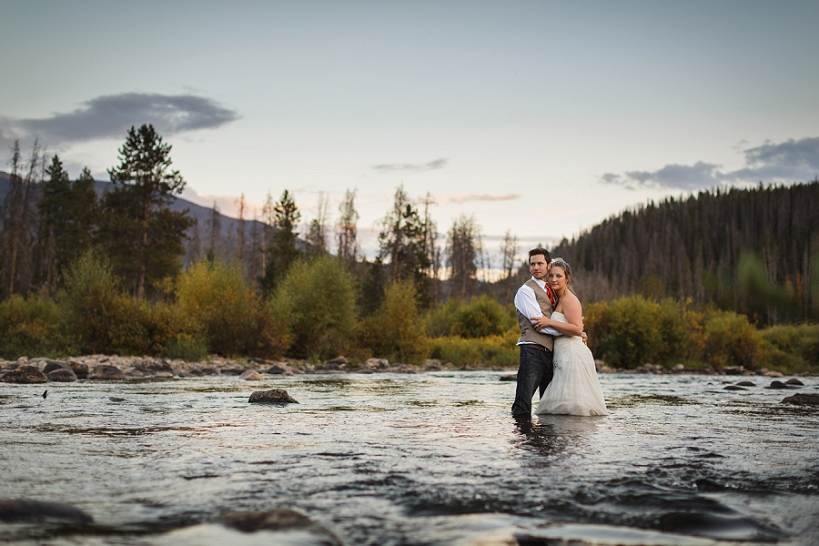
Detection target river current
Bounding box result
[1,372,818,545]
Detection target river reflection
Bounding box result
[1,372,818,545]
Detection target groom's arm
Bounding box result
[514,284,562,336]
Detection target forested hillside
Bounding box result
[552,181,819,325]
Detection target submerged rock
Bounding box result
[785,378,804,386]
[248,389,298,404]
[500,374,517,381]
[767,380,789,389]
[0,499,93,523]
[88,365,124,381]
[723,385,747,391]
[1,365,47,384]
[240,370,263,381]
[735,381,756,387]
[781,393,819,406]
[219,508,341,545]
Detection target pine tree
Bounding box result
[98,125,194,298]
[261,189,301,292]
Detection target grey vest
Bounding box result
[516,279,554,351]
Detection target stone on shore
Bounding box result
[1,365,47,384]
[240,369,263,381]
[88,365,124,381]
[249,389,298,404]
[219,508,341,545]
[264,362,294,375]
[781,393,819,406]
[47,368,77,382]
[0,499,93,523]
[67,361,89,379]
[42,360,68,375]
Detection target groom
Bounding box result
[511,248,560,417]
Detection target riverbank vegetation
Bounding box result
[1,127,818,373]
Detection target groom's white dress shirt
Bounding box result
[514,276,562,345]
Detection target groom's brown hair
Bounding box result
[528,247,551,264]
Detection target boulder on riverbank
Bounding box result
[249,389,298,404]
[88,365,124,381]
[240,369,263,381]
[0,499,93,523]
[1,366,47,384]
[47,368,77,382]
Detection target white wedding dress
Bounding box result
[534,312,608,416]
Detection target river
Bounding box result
[1,372,817,545]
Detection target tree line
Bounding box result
[552,181,819,326]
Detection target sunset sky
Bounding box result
[1,1,817,263]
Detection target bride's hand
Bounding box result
[531,316,549,330]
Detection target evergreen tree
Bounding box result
[261,189,301,292]
[38,158,98,291]
[378,185,432,304]
[305,191,330,259]
[98,124,194,299]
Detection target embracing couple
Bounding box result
[511,248,608,417]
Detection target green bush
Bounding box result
[758,323,819,373]
[0,295,67,359]
[595,296,664,368]
[359,279,427,362]
[429,328,519,367]
[58,252,150,355]
[421,297,464,338]
[692,309,761,368]
[450,295,515,338]
[269,255,357,359]
[177,260,287,358]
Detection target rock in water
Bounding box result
[1,366,47,384]
[767,380,788,389]
[240,369,263,381]
[735,381,756,387]
[219,508,341,545]
[723,385,747,391]
[500,374,517,381]
[781,393,819,406]
[88,365,124,381]
[0,499,93,523]
[248,389,298,404]
[47,368,77,382]
[784,378,805,386]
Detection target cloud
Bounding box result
[601,136,819,190]
[373,158,447,172]
[0,93,239,147]
[446,193,521,203]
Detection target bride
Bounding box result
[532,258,608,416]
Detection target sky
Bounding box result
[1,0,818,265]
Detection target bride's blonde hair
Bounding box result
[550,257,572,284]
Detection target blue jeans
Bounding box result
[511,345,554,416]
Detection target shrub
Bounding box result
[58,252,150,355]
[450,295,515,338]
[595,296,664,368]
[758,323,819,373]
[177,260,287,358]
[268,255,357,359]
[421,297,464,338]
[359,279,427,362]
[693,309,761,368]
[429,328,519,367]
[0,295,67,359]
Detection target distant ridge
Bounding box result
[551,180,819,322]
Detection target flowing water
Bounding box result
[1,372,818,545]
